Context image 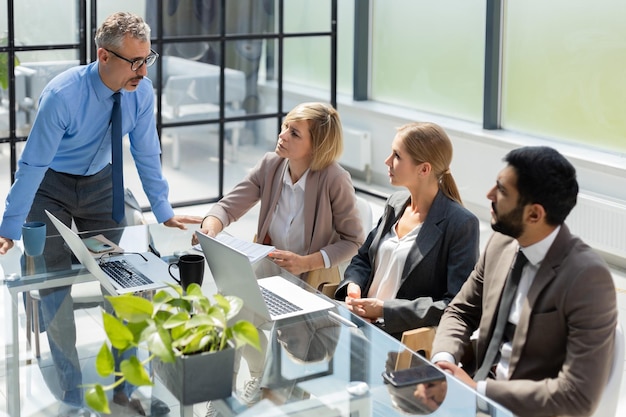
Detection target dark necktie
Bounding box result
[111,92,124,223]
[474,250,528,381]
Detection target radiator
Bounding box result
[567,192,626,260]
[340,127,372,183]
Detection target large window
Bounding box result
[501,0,626,154]
[283,0,354,95]
[0,0,339,209]
[370,0,486,123]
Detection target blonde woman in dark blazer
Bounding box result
[195,102,365,289]
[335,122,479,338]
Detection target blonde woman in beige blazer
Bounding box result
[195,102,365,289]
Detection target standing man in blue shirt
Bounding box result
[0,11,200,416]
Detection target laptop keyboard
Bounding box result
[100,259,153,289]
[260,286,302,316]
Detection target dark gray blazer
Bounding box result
[335,190,479,337]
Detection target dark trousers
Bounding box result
[27,165,126,406]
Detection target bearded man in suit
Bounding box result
[431,146,617,417]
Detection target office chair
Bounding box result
[318,195,373,296]
[590,322,624,417]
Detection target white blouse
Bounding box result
[268,166,309,256]
[367,221,422,300]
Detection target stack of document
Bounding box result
[193,233,275,263]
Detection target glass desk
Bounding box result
[2,224,514,417]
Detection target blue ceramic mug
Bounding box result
[22,221,47,257]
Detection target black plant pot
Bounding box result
[154,347,235,405]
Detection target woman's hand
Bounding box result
[345,293,384,322]
[268,249,318,275]
[191,216,223,245]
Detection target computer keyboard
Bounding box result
[260,286,302,316]
[101,259,153,289]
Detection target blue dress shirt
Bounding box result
[0,61,174,240]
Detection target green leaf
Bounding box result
[153,309,174,325]
[164,281,184,296]
[167,298,192,311]
[152,289,174,308]
[102,311,134,350]
[94,342,115,377]
[120,356,153,387]
[174,331,207,354]
[185,283,203,296]
[144,323,176,362]
[162,311,191,329]
[85,385,110,414]
[224,295,244,319]
[206,306,228,328]
[231,321,261,351]
[186,313,220,330]
[107,294,154,322]
[126,320,150,344]
[213,293,230,313]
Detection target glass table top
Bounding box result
[1,223,514,417]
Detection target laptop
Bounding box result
[46,210,172,295]
[195,231,334,322]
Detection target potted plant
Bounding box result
[0,33,20,91]
[85,283,261,414]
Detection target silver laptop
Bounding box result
[195,231,334,322]
[46,210,172,295]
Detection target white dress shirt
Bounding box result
[268,166,331,267]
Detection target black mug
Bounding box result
[169,254,205,291]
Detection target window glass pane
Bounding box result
[98,1,147,25]
[0,143,11,201]
[370,0,485,122]
[225,0,273,36]
[4,52,79,138]
[337,0,354,96]
[145,0,218,61]
[124,126,222,206]
[283,0,330,89]
[284,37,331,91]
[284,0,331,34]
[502,0,626,153]
[13,0,80,46]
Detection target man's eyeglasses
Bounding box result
[104,48,159,71]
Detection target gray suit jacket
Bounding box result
[209,152,364,268]
[336,190,479,337]
[433,225,617,417]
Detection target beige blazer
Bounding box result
[433,225,617,417]
[209,152,364,287]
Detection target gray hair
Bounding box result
[94,12,151,49]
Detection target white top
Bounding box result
[367,221,422,300]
